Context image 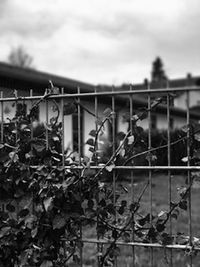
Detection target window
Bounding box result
[170,118,174,130]
[72,108,83,154]
[151,114,157,130]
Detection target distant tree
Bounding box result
[8,46,34,69]
[151,57,167,83]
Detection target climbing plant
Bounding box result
[0,87,200,267]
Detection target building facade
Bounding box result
[1,62,200,155]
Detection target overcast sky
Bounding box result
[0,0,200,85]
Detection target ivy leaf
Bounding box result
[53,215,66,229]
[171,208,179,220]
[181,156,188,163]
[103,108,112,117]
[33,143,46,153]
[121,200,127,207]
[52,135,59,142]
[89,129,96,137]
[43,197,53,212]
[63,103,76,115]
[118,206,124,215]
[6,203,15,212]
[132,114,139,122]
[151,100,159,109]
[0,227,11,238]
[138,111,148,121]
[194,133,200,142]
[9,152,19,162]
[130,202,140,212]
[147,226,157,241]
[179,200,187,211]
[18,208,29,218]
[112,229,118,239]
[156,223,165,232]
[31,227,38,238]
[106,164,115,172]
[0,144,4,149]
[0,211,9,221]
[128,135,135,145]
[25,215,37,229]
[158,210,167,218]
[95,117,103,126]
[181,125,189,133]
[89,147,94,153]
[138,213,151,226]
[40,260,53,267]
[177,186,187,197]
[176,234,189,245]
[86,138,94,146]
[120,148,125,157]
[161,233,173,245]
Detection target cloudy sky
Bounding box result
[0,0,200,85]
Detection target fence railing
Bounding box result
[1,85,200,267]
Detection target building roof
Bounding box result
[0,61,94,94]
[0,61,200,120]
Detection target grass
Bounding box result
[79,172,200,267]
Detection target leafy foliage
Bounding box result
[0,90,199,266]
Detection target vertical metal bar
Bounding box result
[167,84,173,267]
[60,88,67,258]
[30,89,34,214]
[94,87,98,165]
[77,87,81,159]
[30,89,33,140]
[95,87,101,267]
[112,86,116,204]
[77,86,83,267]
[112,86,117,267]
[45,93,49,149]
[61,88,65,173]
[15,90,18,142]
[186,90,192,266]
[129,84,135,266]
[147,82,153,267]
[0,91,3,143]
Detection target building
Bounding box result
[0,62,200,154]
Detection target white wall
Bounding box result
[82,100,111,156]
[39,100,72,150]
[0,95,196,156]
[174,91,200,108]
[1,100,32,123]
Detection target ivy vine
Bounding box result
[0,87,200,267]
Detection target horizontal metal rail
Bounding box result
[0,85,200,102]
[29,165,200,171]
[82,238,200,251]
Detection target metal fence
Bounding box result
[1,85,200,266]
